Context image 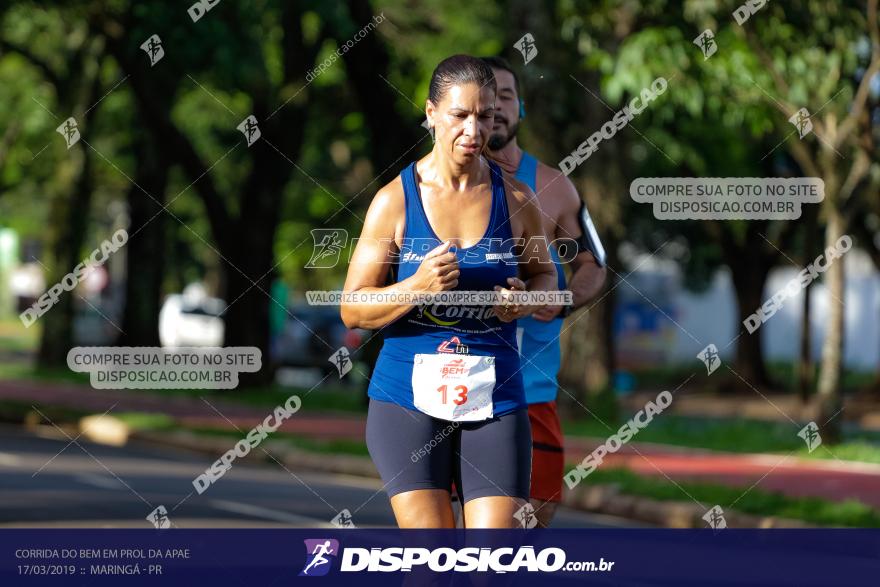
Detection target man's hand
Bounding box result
[531,305,564,322]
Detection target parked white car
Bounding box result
[159,284,225,348]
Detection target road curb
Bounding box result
[131,429,816,528]
[561,482,815,528]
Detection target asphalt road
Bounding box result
[0,425,649,529]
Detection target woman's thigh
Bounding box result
[390,489,455,528]
[456,408,532,527]
[365,399,457,525]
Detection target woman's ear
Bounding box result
[424,101,436,143]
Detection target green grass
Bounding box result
[0,318,39,352]
[111,411,370,457]
[795,441,880,465]
[565,414,805,453]
[185,425,371,457]
[0,399,90,424]
[565,413,880,465]
[0,360,91,385]
[199,384,366,414]
[0,356,368,414]
[765,361,878,393]
[583,467,880,528]
[113,411,176,431]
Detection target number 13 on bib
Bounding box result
[412,354,495,422]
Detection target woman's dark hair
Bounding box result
[428,54,497,104]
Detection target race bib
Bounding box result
[412,354,495,422]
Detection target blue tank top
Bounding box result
[515,152,566,338]
[367,159,527,416]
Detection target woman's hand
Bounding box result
[492,277,530,322]
[409,240,460,293]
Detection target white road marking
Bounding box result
[75,473,123,490]
[0,452,21,466]
[208,499,334,527]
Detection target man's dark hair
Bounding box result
[428,54,497,104]
[480,56,521,95]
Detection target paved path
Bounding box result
[5,379,880,509]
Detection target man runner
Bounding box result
[483,56,607,527]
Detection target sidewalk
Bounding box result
[5,379,880,509]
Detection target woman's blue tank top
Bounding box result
[367,159,526,416]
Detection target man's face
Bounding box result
[488,68,520,151]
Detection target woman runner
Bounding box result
[341,54,556,528]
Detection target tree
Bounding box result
[1,6,109,368]
[97,1,331,384]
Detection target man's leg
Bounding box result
[527,401,564,527]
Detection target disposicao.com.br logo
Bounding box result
[298,538,614,575]
[300,539,340,577]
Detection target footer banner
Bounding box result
[1,529,878,585]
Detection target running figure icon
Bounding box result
[300,539,338,576]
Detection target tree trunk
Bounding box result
[797,278,814,401]
[796,203,819,402]
[721,223,775,390]
[816,205,846,444]
[118,128,169,346]
[221,141,289,387]
[222,247,276,387]
[37,147,94,368]
[730,267,773,388]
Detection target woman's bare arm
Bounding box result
[341,182,459,330]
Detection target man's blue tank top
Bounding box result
[367,159,526,416]
[514,151,565,404]
[515,151,566,331]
